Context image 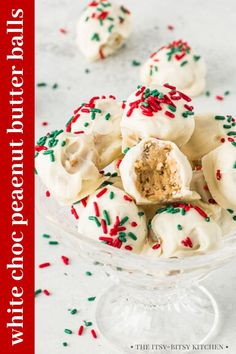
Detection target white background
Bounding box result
[36,0,236,353]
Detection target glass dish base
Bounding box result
[96,283,219,354]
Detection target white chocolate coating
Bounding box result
[68,96,123,168]
[121,84,195,150]
[76,185,147,253]
[202,142,236,211]
[77,0,132,61]
[140,40,206,97]
[151,204,222,258]
[35,130,104,205]
[181,113,236,161]
[119,138,199,205]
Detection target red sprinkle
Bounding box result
[81,197,88,207]
[181,237,193,248]
[43,289,50,296]
[35,145,48,152]
[152,243,161,250]
[165,111,175,119]
[131,222,137,227]
[59,28,67,34]
[42,121,48,126]
[116,159,122,169]
[101,219,108,234]
[216,169,222,181]
[61,255,70,265]
[39,262,51,269]
[93,201,100,217]
[193,205,208,219]
[216,95,224,101]
[99,236,113,243]
[91,329,97,339]
[96,188,107,198]
[124,195,133,202]
[71,206,79,220]
[167,25,174,31]
[164,83,176,90]
[46,190,50,197]
[99,48,105,60]
[124,245,133,251]
[78,325,84,336]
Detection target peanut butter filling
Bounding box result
[134,142,181,202]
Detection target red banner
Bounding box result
[0,0,34,352]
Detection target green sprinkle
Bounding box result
[233,216,236,221]
[119,232,126,237]
[85,271,92,276]
[42,233,50,238]
[108,24,114,33]
[193,55,201,61]
[63,342,68,347]
[227,209,234,214]
[223,124,231,129]
[128,232,137,241]
[37,82,47,87]
[205,91,211,97]
[61,140,66,147]
[103,210,110,225]
[49,241,59,245]
[85,69,90,74]
[52,83,58,89]
[180,60,188,67]
[232,142,236,147]
[205,217,210,222]
[215,115,225,120]
[224,91,230,96]
[181,208,186,215]
[91,112,96,120]
[111,172,118,177]
[141,102,149,107]
[109,191,114,199]
[91,33,100,41]
[168,105,176,112]
[88,296,96,302]
[84,321,93,327]
[64,329,72,334]
[132,60,141,66]
[227,131,236,136]
[123,147,130,154]
[233,162,236,169]
[177,224,182,231]
[34,167,38,175]
[88,216,101,227]
[70,309,77,315]
[35,289,42,297]
[119,216,129,226]
[105,113,111,120]
[84,122,89,127]
[138,211,144,217]
[91,108,102,113]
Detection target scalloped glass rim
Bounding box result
[36,177,236,275]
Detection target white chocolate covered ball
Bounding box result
[140,39,206,97]
[119,138,199,205]
[121,84,195,150]
[77,0,132,61]
[67,96,123,168]
[151,203,222,258]
[202,142,236,212]
[76,185,147,253]
[181,113,236,161]
[35,130,104,205]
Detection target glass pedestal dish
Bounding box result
[36,179,236,354]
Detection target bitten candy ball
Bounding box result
[76,185,147,253]
[121,84,195,150]
[119,138,199,205]
[35,130,104,205]
[151,203,222,258]
[77,0,132,61]
[67,95,123,168]
[140,39,206,97]
[202,142,236,211]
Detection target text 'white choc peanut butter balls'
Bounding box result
[121,84,195,150]
[77,0,132,61]
[66,95,123,168]
[76,185,147,253]
[35,130,104,205]
[151,203,222,258]
[119,138,199,205]
[140,39,206,97]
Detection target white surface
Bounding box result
[36,0,236,353]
